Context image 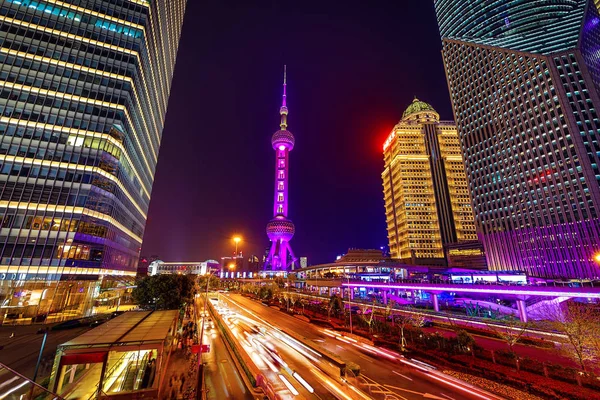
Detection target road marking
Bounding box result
[392,370,413,381]
[440,394,456,400]
[358,354,373,363]
[336,345,344,349]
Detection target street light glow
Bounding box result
[233,236,242,244]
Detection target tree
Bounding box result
[544,301,600,371]
[197,274,220,292]
[385,299,398,321]
[456,329,475,353]
[359,299,377,333]
[132,274,195,310]
[487,315,530,355]
[328,295,343,320]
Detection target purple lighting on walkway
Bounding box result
[265,66,297,271]
[341,282,600,298]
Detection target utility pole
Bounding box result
[347,274,353,335]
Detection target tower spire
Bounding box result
[280,65,288,130]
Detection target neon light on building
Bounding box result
[265,67,297,271]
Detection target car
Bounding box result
[89,319,107,328]
[52,319,83,331]
[423,320,434,327]
[111,310,125,318]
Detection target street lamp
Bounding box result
[233,236,242,257]
[594,253,600,263]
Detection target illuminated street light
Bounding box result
[228,263,236,270]
[595,253,600,263]
[233,236,242,256]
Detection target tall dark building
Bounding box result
[0,0,187,322]
[435,0,600,278]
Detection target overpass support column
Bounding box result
[350,288,354,300]
[328,287,333,296]
[517,300,528,323]
[382,290,388,305]
[432,293,439,312]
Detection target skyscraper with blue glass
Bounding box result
[0,0,186,323]
[434,0,600,278]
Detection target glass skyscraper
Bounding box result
[0,0,186,323]
[434,0,600,278]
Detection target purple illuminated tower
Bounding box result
[265,66,297,271]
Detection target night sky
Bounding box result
[141,1,453,265]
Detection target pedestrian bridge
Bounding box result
[341,281,600,322]
[341,281,600,299]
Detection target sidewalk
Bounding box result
[159,350,197,400]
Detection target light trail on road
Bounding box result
[210,296,368,399]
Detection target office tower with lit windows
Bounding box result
[0,0,187,322]
[435,0,600,278]
[382,99,477,262]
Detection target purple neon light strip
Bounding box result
[341,282,600,298]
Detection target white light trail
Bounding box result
[278,374,300,396]
[293,372,314,393]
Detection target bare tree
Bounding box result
[543,301,600,371]
[359,300,376,333]
[486,315,530,355]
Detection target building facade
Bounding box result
[435,0,600,278]
[0,0,187,323]
[382,99,477,262]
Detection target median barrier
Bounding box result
[206,299,265,396]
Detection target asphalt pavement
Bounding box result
[197,297,254,400]
[225,293,490,400]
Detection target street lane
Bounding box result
[197,297,254,400]
[225,293,493,400]
[211,296,363,400]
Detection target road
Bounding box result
[209,296,353,400]
[224,293,496,400]
[197,297,254,400]
[0,324,91,399]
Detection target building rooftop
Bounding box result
[402,98,437,120]
[62,310,178,348]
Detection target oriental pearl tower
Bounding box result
[265,66,297,271]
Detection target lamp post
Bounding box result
[233,236,242,257]
[346,273,353,335]
[196,269,212,400]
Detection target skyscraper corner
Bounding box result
[0,0,188,322]
[434,0,600,278]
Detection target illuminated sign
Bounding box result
[383,131,396,151]
[448,249,483,257]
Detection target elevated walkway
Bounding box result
[342,281,600,299]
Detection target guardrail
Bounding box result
[206,298,258,386]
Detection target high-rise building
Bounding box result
[382,99,477,262]
[0,0,187,323]
[265,66,297,272]
[434,0,600,278]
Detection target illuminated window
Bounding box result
[277,205,283,214]
[278,193,284,202]
[278,182,284,191]
[278,171,285,179]
[279,159,285,168]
